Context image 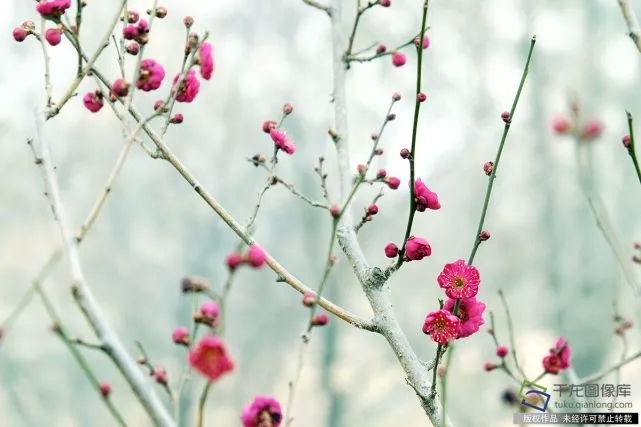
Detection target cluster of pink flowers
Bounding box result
[423,260,485,345]
[390,35,430,68]
[123,17,149,45]
[542,337,571,374]
[551,116,603,142]
[174,276,284,426]
[383,178,439,261]
[226,244,267,270]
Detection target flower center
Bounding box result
[456,306,468,321]
[257,410,274,427]
[453,277,465,288]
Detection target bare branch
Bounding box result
[618,0,641,53]
[328,0,452,425]
[29,110,176,427]
[302,0,332,15]
[61,40,374,330]
[579,350,641,384]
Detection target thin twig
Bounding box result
[28,110,175,427]
[36,281,129,427]
[195,381,212,427]
[249,159,327,209]
[0,251,62,339]
[498,290,527,379]
[36,18,53,107]
[394,1,431,269]
[71,338,107,352]
[345,1,378,62]
[123,0,160,113]
[301,0,332,15]
[624,111,641,185]
[579,350,641,384]
[47,0,126,119]
[572,107,640,294]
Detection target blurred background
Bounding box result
[2,0,641,426]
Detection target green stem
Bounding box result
[440,343,454,418]
[0,251,62,337]
[195,381,212,427]
[396,0,430,269]
[625,111,641,185]
[467,36,537,266]
[436,35,537,395]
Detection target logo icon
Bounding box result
[519,380,551,412]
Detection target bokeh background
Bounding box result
[2,0,641,426]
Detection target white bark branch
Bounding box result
[328,2,453,426]
[29,110,176,427]
[618,0,641,53]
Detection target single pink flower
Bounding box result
[240,396,283,427]
[553,337,571,369]
[226,252,243,270]
[99,382,111,397]
[188,335,234,382]
[413,178,440,211]
[269,129,296,155]
[422,35,430,49]
[110,78,129,98]
[199,301,220,322]
[152,366,167,385]
[581,119,603,141]
[496,345,508,358]
[422,309,460,345]
[137,19,149,34]
[262,120,277,133]
[36,0,71,19]
[172,69,200,103]
[404,236,431,261]
[127,10,140,24]
[392,52,406,67]
[123,24,138,40]
[543,354,562,374]
[198,42,214,80]
[443,296,486,338]
[136,59,165,91]
[83,91,103,113]
[13,27,28,42]
[312,313,329,327]
[484,362,497,372]
[386,176,401,189]
[246,244,266,268]
[44,28,62,46]
[542,337,571,374]
[384,243,399,258]
[552,117,572,135]
[172,327,189,346]
[437,259,480,299]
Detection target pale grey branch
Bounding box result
[328,1,453,425]
[618,0,641,52]
[29,110,176,427]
